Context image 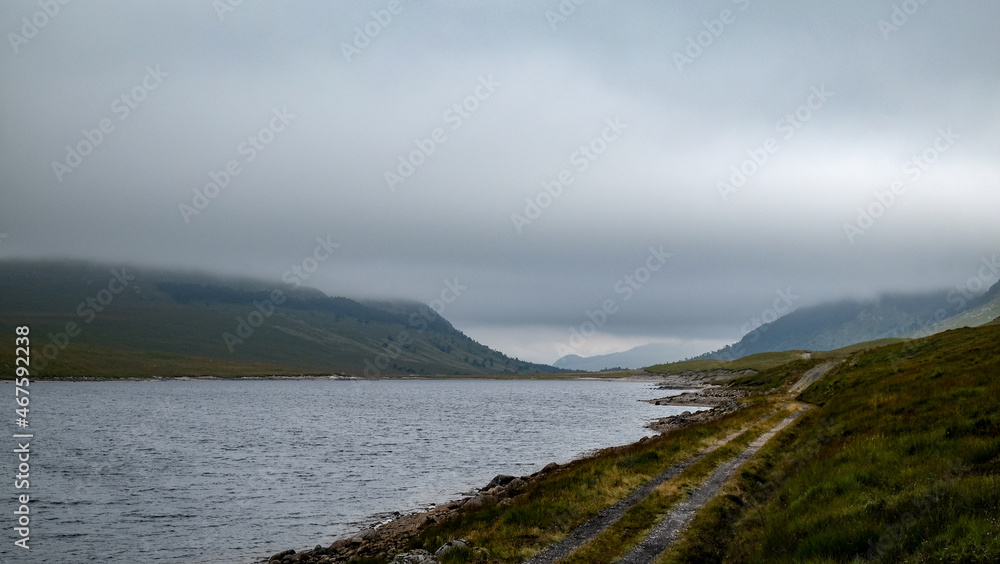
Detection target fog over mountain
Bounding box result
[2,1,998,364]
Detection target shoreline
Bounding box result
[2,369,681,383]
[258,380,744,564]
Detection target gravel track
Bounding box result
[615,406,808,564]
[523,426,749,564]
[526,363,833,564]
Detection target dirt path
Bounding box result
[524,425,751,564]
[523,363,835,564]
[614,363,836,563]
[788,361,838,395]
[615,406,808,564]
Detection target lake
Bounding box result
[0,379,695,563]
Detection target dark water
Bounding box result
[0,379,696,563]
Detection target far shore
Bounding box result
[2,369,697,383]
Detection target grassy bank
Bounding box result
[409,397,784,562]
[557,407,796,564]
[659,325,1000,563]
[646,339,908,376]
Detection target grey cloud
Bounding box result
[2,0,998,364]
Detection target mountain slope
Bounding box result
[0,260,559,378]
[696,285,996,362]
[554,342,711,371]
[909,279,1000,337]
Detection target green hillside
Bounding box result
[0,260,559,378]
[646,338,908,376]
[692,283,999,363]
[909,286,1000,337]
[665,325,1000,562]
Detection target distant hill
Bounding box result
[646,338,908,375]
[554,342,704,371]
[909,278,1000,337]
[694,282,999,362]
[0,260,560,378]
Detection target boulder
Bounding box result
[329,539,349,552]
[269,549,294,562]
[435,539,469,558]
[463,493,497,511]
[389,549,438,564]
[506,477,527,491]
[484,474,517,490]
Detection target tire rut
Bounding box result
[788,361,838,395]
[524,422,761,564]
[615,406,808,564]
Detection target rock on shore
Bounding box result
[643,368,756,388]
[646,388,748,433]
[264,464,561,563]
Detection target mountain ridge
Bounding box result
[0,260,560,378]
[695,280,1000,363]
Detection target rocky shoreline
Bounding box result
[259,464,564,564]
[259,374,750,564]
[644,387,748,433]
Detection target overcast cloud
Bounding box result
[2,1,998,364]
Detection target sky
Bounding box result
[1,1,999,365]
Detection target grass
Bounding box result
[645,338,909,378]
[645,350,814,375]
[656,324,1000,563]
[727,358,827,391]
[405,398,782,563]
[558,407,794,564]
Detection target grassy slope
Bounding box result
[0,261,556,378]
[409,398,785,563]
[660,324,1000,563]
[910,292,1000,337]
[645,350,813,374]
[645,338,908,376]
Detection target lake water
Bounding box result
[0,379,695,563]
